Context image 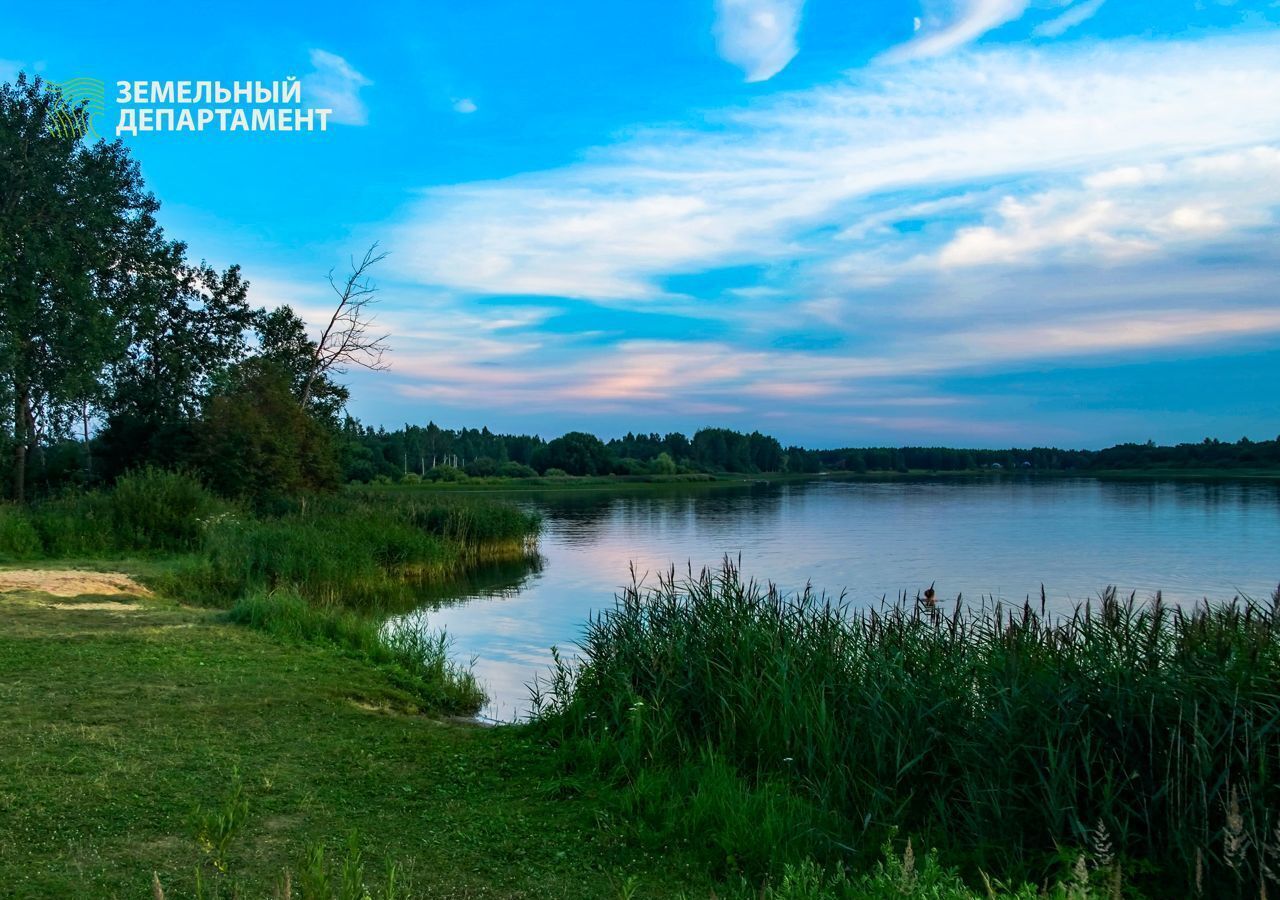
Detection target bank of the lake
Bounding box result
[528,560,1280,897]
[369,466,1280,494]
[6,561,1274,899]
[0,469,542,613]
[0,583,714,898]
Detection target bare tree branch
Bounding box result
[300,243,391,408]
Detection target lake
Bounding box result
[392,476,1280,721]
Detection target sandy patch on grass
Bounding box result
[0,569,151,599]
[43,601,144,611]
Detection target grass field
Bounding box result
[0,585,712,899]
[1,578,1093,899]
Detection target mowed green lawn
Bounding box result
[0,588,706,899]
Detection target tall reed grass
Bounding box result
[229,589,485,714]
[532,559,1280,894]
[0,470,541,612]
[167,493,540,608]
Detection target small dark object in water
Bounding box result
[923,587,936,606]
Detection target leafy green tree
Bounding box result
[97,254,254,477]
[198,361,340,504]
[692,428,756,472]
[653,451,678,475]
[253,305,350,422]
[785,446,821,473]
[747,431,784,471]
[464,456,498,477]
[1,73,165,500]
[535,431,613,476]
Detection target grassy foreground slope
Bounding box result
[0,586,707,899]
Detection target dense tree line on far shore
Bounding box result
[338,425,1280,482]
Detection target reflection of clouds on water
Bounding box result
[391,479,1280,721]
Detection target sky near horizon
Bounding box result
[4,1,1279,449]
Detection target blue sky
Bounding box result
[4,0,1279,448]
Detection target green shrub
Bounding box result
[705,838,1131,899]
[653,452,678,475]
[709,842,1044,900]
[497,462,537,478]
[402,498,540,547]
[172,516,434,607]
[543,467,569,478]
[13,469,221,557]
[25,492,115,556]
[614,458,649,476]
[0,505,41,560]
[107,466,221,551]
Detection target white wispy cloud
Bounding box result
[882,0,1030,61]
[939,308,1280,360]
[303,49,372,126]
[453,98,477,114]
[1034,0,1107,38]
[375,294,1280,425]
[393,37,1280,301]
[936,147,1280,268]
[368,34,1280,433]
[713,0,805,82]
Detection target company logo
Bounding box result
[48,77,106,139]
[39,76,334,138]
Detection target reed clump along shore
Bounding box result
[532,558,1280,896]
[0,467,540,609]
[164,488,541,609]
[0,467,540,717]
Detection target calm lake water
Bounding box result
[392,477,1280,721]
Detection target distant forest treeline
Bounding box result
[340,422,1280,481]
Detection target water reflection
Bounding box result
[391,477,1280,721]
[402,554,544,608]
